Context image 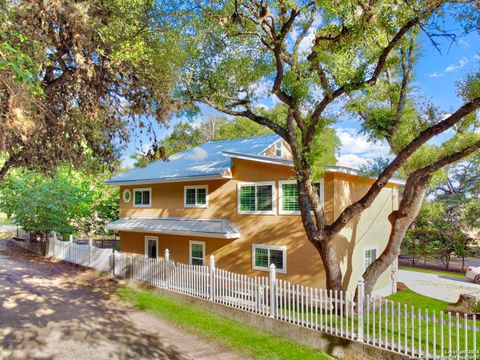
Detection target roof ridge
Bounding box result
[201,133,278,146]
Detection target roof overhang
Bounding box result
[105,174,232,187]
[105,217,241,239]
[223,151,406,186]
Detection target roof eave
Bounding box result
[105,226,239,239]
[105,174,232,186]
[223,151,406,186]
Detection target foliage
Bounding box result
[118,287,331,360]
[0,0,185,178]
[0,167,118,238]
[160,0,480,292]
[406,202,473,269]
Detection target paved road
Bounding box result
[0,240,245,360]
[398,269,480,303]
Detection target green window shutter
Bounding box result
[142,191,150,205]
[255,248,269,268]
[185,188,196,205]
[134,191,142,205]
[196,188,206,205]
[256,185,273,211]
[270,249,284,270]
[282,183,299,211]
[240,185,256,211]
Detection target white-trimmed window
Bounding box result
[237,181,276,215]
[364,247,378,269]
[184,185,208,208]
[145,236,158,258]
[278,179,324,215]
[189,240,205,265]
[275,141,282,157]
[252,244,287,273]
[134,188,151,208]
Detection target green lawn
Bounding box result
[118,286,332,360]
[387,288,450,312]
[400,265,465,279]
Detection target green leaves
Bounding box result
[0,167,119,238]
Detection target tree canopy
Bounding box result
[0,0,184,178]
[162,0,480,293]
[0,166,119,238]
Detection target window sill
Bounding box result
[252,265,287,274]
[238,211,276,215]
[184,204,208,209]
[133,204,152,208]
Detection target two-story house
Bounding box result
[105,134,402,295]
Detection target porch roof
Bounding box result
[105,217,241,239]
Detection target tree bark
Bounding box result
[361,176,430,296]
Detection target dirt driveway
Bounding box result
[0,240,244,360]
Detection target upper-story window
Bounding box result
[279,179,324,215]
[133,188,151,208]
[275,141,282,157]
[364,247,378,269]
[184,185,208,208]
[238,181,275,215]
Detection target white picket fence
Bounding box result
[48,238,478,359]
[48,235,112,273]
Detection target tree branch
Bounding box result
[193,97,289,139]
[325,97,480,238]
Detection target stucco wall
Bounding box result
[118,159,398,294]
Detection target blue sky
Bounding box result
[121,22,479,169]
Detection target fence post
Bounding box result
[88,239,93,267]
[68,235,73,262]
[112,249,116,276]
[357,277,365,342]
[209,255,216,301]
[269,264,276,318]
[165,248,170,289]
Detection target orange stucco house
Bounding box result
[106,134,402,296]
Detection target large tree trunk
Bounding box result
[361,176,430,296]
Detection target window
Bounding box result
[364,247,377,269]
[184,185,208,208]
[134,188,151,207]
[189,241,205,265]
[275,141,282,157]
[279,179,324,215]
[145,236,158,258]
[122,189,131,203]
[252,244,286,273]
[238,182,275,214]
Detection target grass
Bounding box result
[118,286,332,360]
[387,288,450,313]
[400,265,465,279]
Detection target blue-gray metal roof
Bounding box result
[106,134,280,185]
[105,217,241,239]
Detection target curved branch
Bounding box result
[193,97,289,140]
[325,97,480,238]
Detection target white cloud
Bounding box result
[336,128,387,155]
[458,39,470,49]
[335,128,390,169]
[474,54,480,61]
[336,154,370,168]
[429,57,469,78]
[445,57,469,72]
